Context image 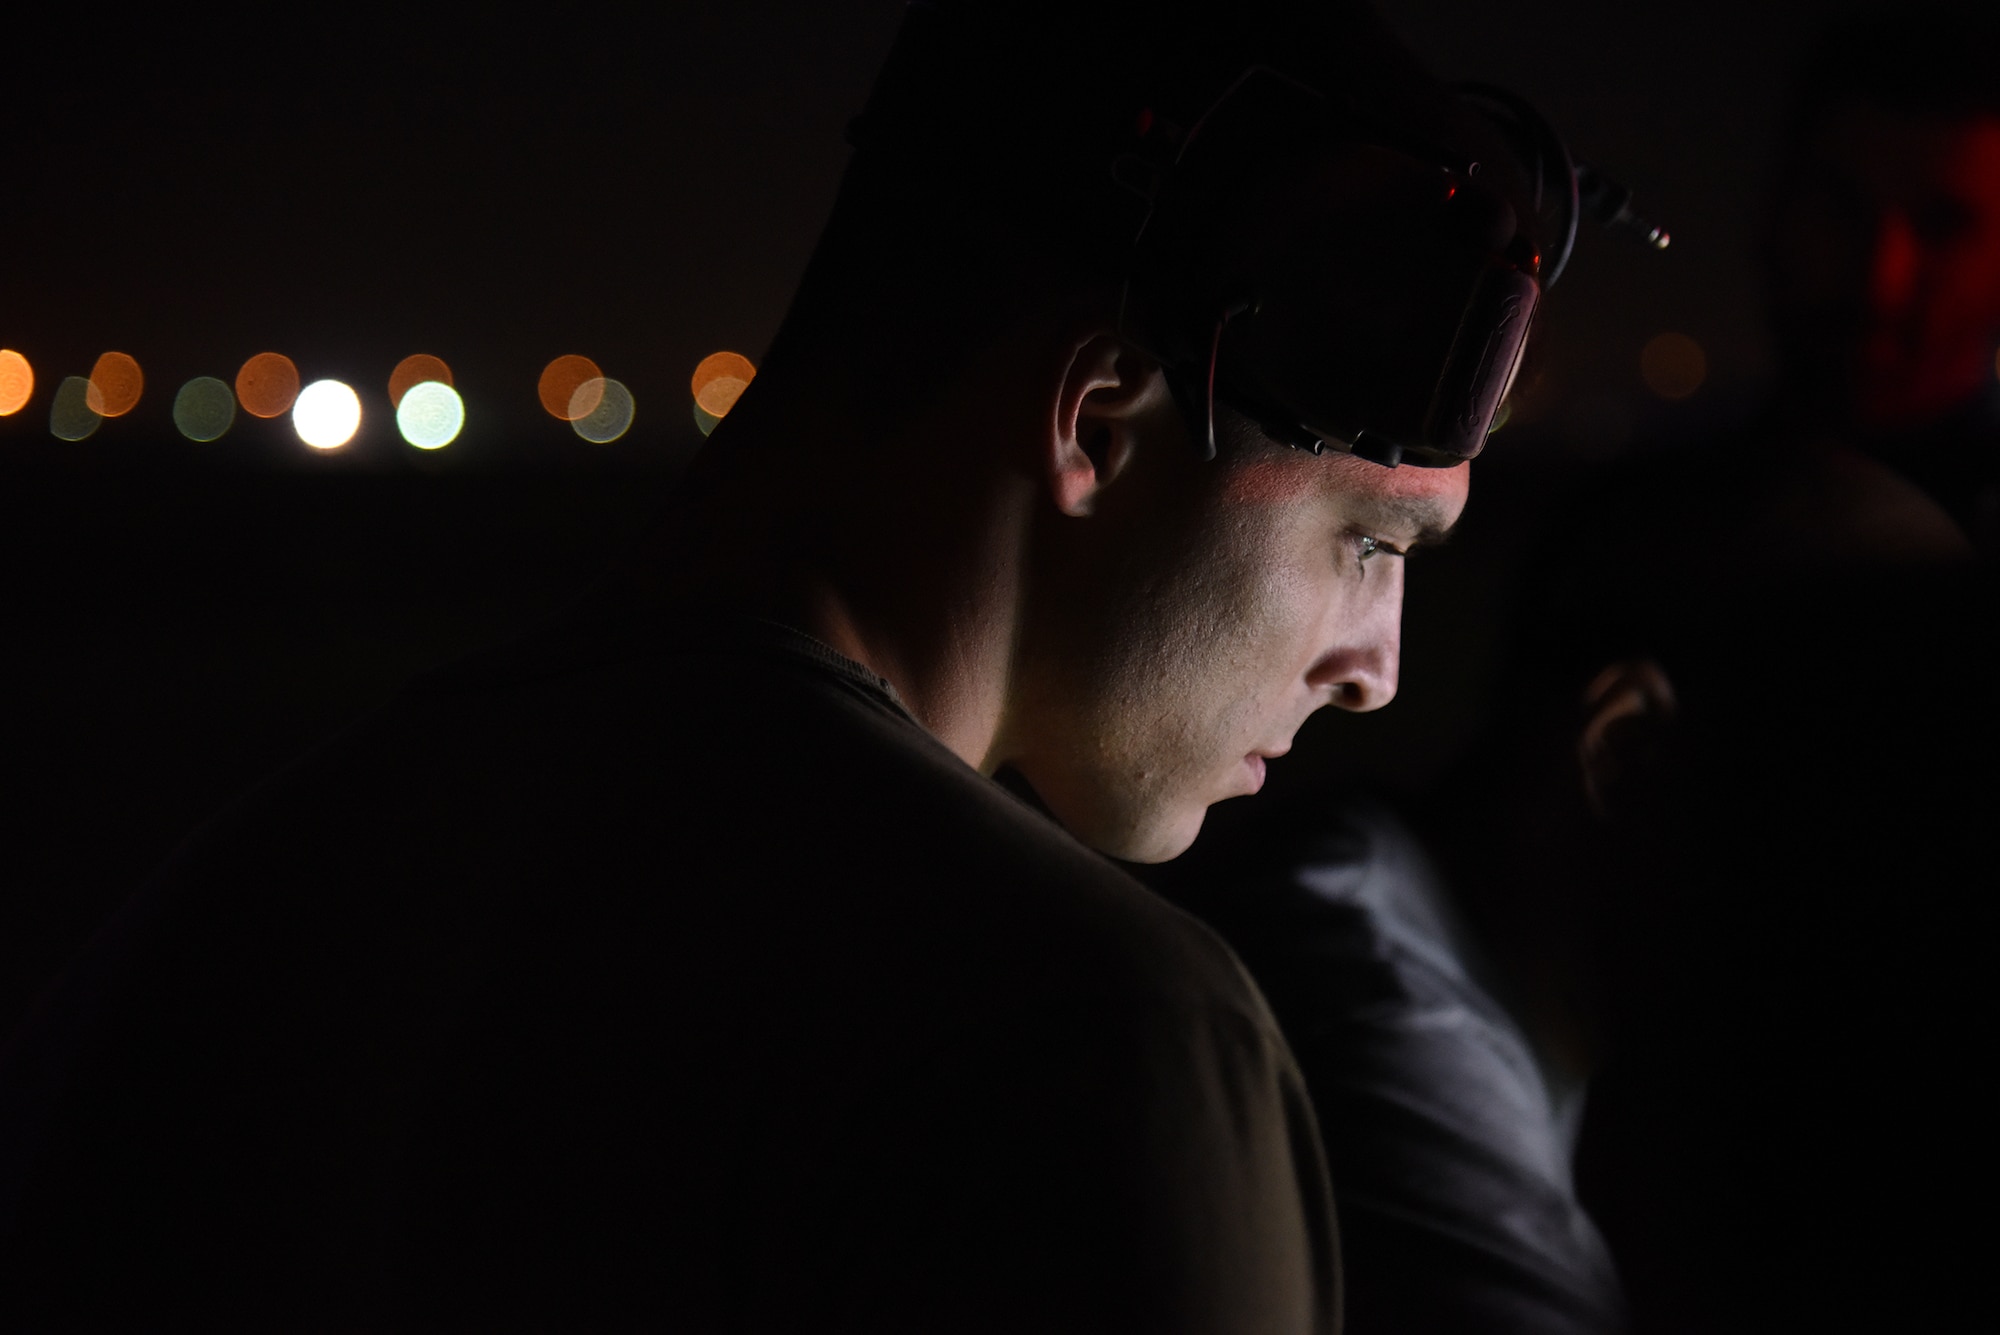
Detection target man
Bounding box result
[1416,12,1996,1328]
[0,2,1540,1328]
[1142,793,1631,1334]
[1147,10,2000,1330]
[1764,6,2000,551]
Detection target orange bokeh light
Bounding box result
[237,352,302,419]
[85,351,144,417]
[691,351,755,418]
[1639,332,1707,401]
[388,354,454,409]
[539,355,604,421]
[0,349,32,416]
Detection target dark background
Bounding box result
[2,1,1838,1031]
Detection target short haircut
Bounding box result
[756,0,1497,424]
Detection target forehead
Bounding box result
[1808,105,2000,211]
[1219,448,1468,541]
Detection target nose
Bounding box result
[1306,632,1400,713]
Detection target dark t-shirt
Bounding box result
[0,603,1338,1332]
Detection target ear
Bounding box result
[1047,333,1173,517]
[1578,658,1678,823]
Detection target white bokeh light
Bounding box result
[49,375,102,441]
[570,377,635,444]
[396,380,464,449]
[293,379,362,450]
[173,376,237,442]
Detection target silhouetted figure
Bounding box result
[1144,797,1629,1334]
[1155,10,2000,1332]
[1764,7,2000,550]
[1511,11,2000,1328]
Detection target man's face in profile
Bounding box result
[1012,414,1466,864]
[1772,101,2000,429]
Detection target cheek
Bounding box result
[1127,520,1334,753]
[1230,549,1339,690]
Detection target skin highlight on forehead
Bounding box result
[1219,447,1465,547]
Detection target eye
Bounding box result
[1346,533,1409,569]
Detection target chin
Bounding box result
[1024,763,1212,865]
[1096,802,1208,866]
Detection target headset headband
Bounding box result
[1116,66,1660,467]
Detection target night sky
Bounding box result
[2,0,1841,1023]
[2,0,1837,460]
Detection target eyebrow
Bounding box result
[1355,494,1461,551]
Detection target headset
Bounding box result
[1114,66,1668,467]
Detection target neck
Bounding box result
[655,393,1035,772]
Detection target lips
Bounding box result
[1242,739,1295,795]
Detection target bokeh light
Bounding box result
[691,350,755,418]
[388,354,454,409]
[396,380,465,449]
[571,378,634,443]
[539,355,603,421]
[50,376,102,441]
[293,379,361,449]
[173,377,237,441]
[694,402,721,437]
[84,351,143,417]
[237,352,302,418]
[0,350,34,415]
[1640,332,1707,400]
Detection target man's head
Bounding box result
[697,1,1518,860]
[757,1,1542,447]
[996,332,1466,860]
[1768,8,2000,431]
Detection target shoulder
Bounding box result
[89,601,1275,1018]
